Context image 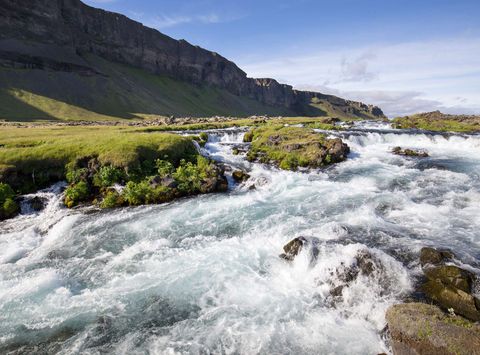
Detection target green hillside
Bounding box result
[0,55,295,122]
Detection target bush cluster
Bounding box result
[0,182,19,220]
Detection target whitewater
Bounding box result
[1,122,479,354]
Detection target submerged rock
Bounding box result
[392,146,429,157]
[386,302,480,355]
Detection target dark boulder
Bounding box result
[392,146,429,157]
[279,237,319,264]
[232,170,250,183]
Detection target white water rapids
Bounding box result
[1,122,480,354]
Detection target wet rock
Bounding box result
[232,170,250,183]
[161,177,177,189]
[420,247,454,266]
[386,302,480,355]
[424,265,474,293]
[23,196,47,212]
[392,146,429,157]
[232,148,240,155]
[421,280,480,322]
[327,138,350,161]
[279,237,319,264]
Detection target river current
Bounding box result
[1,122,479,354]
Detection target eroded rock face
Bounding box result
[386,303,480,355]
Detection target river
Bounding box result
[1,122,479,354]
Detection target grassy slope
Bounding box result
[0,55,295,122]
[393,115,480,133]
[0,125,197,192]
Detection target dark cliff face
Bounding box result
[0,0,385,119]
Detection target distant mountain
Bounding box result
[0,0,386,121]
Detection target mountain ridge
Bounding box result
[0,0,385,120]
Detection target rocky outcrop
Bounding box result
[0,0,385,119]
[386,303,480,355]
[392,147,429,158]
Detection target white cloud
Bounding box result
[239,38,480,117]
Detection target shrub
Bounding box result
[66,167,89,184]
[3,198,19,217]
[100,190,124,209]
[0,183,18,219]
[173,156,213,194]
[123,181,151,206]
[93,166,124,188]
[156,159,174,178]
[0,182,15,202]
[64,181,90,208]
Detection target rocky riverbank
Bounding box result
[393,111,480,133]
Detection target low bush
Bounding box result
[0,182,18,219]
[100,190,124,209]
[93,166,125,188]
[64,181,90,208]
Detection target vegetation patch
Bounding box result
[244,125,350,170]
[0,182,19,220]
[393,111,480,133]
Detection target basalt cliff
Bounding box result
[0,0,385,121]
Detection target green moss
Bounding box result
[100,190,124,209]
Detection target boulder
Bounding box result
[232,170,250,183]
[420,247,454,266]
[421,280,480,322]
[424,265,474,293]
[392,147,429,157]
[386,303,480,355]
[279,237,319,264]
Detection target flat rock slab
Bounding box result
[386,303,480,355]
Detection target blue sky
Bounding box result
[84,0,480,117]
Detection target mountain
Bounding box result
[0,0,386,121]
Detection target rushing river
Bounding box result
[1,122,480,354]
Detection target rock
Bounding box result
[279,237,320,264]
[160,177,177,189]
[22,196,47,211]
[392,147,429,157]
[424,265,474,293]
[421,280,480,322]
[232,148,240,155]
[232,170,250,183]
[420,247,454,266]
[327,138,350,161]
[386,303,480,355]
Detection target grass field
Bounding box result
[0,125,197,192]
[392,115,480,133]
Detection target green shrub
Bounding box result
[173,156,213,194]
[279,155,298,170]
[100,190,124,209]
[66,167,89,184]
[123,181,151,206]
[64,181,90,208]
[0,183,18,219]
[0,182,15,202]
[3,198,19,216]
[93,166,124,188]
[156,159,174,178]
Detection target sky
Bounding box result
[83,0,480,117]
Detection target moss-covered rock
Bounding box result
[392,146,429,157]
[245,125,349,170]
[386,303,480,355]
[424,265,474,293]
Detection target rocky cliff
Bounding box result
[0,0,385,120]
